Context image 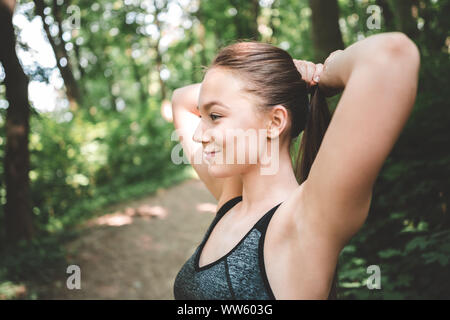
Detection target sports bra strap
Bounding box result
[216,195,243,218]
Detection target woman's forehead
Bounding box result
[203,68,244,91]
[200,68,251,106]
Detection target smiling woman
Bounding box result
[171,32,419,300]
[171,83,243,203]
[192,66,288,179]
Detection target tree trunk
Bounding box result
[266,0,280,44]
[0,0,34,244]
[153,1,167,101]
[193,4,208,68]
[230,0,260,41]
[33,0,81,111]
[193,1,211,83]
[309,0,345,62]
[130,57,147,108]
[418,0,448,52]
[250,0,260,40]
[73,41,85,79]
[388,0,419,39]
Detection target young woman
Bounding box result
[171,32,420,300]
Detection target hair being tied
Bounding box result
[209,40,337,299]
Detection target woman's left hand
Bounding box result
[293,59,323,91]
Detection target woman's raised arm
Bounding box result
[297,32,420,250]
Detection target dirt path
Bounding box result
[42,178,217,299]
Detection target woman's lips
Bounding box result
[204,151,220,160]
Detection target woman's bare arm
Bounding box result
[296,32,420,250]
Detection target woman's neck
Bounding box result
[238,144,299,217]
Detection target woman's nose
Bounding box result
[192,121,209,144]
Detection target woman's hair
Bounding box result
[208,41,338,300]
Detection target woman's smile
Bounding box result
[204,150,220,160]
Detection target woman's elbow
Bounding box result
[380,32,421,71]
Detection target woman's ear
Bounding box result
[267,105,289,139]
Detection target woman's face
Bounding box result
[193,67,271,178]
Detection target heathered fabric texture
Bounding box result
[173,196,283,300]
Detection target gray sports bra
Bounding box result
[173,195,283,300]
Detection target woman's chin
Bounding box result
[207,163,250,178]
[207,164,231,178]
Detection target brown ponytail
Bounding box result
[209,41,339,300]
[294,86,331,184]
[294,86,339,300]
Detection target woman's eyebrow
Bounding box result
[197,101,230,111]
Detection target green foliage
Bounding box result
[0,231,74,300]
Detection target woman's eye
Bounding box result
[210,113,221,120]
